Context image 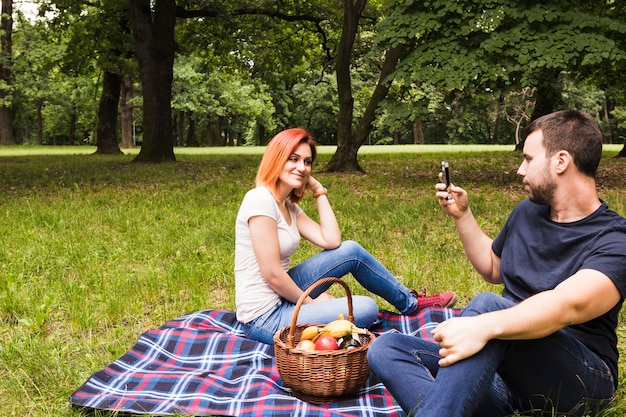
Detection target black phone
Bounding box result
[441,161,451,199]
[441,161,451,188]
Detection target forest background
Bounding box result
[1,0,626,169]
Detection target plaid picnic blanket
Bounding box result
[70,307,461,416]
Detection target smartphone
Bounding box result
[441,161,451,199]
[441,161,451,188]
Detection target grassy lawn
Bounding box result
[0,144,625,416]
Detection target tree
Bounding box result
[12,11,98,145]
[125,0,403,167]
[0,0,16,145]
[86,0,134,155]
[325,0,404,172]
[128,0,176,162]
[94,71,124,154]
[170,55,275,147]
[383,0,626,147]
[19,0,133,150]
[120,75,135,148]
[504,87,534,147]
[211,2,332,144]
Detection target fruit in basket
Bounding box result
[314,335,339,351]
[295,340,316,351]
[300,325,322,341]
[339,334,362,350]
[320,319,367,339]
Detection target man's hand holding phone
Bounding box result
[436,161,470,219]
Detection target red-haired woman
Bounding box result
[235,128,457,344]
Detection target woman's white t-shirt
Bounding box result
[234,187,303,323]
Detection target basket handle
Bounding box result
[286,277,354,348]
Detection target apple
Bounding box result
[314,335,339,351]
[295,340,315,351]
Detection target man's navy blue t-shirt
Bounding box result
[492,199,626,386]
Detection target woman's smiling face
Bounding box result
[278,142,313,191]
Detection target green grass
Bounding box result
[0,145,625,416]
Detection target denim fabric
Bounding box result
[242,240,417,345]
[368,292,615,417]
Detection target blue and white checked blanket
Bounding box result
[70,307,461,416]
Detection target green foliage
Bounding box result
[4,0,626,151]
[385,0,626,90]
[171,55,277,145]
[290,71,340,143]
[11,14,100,144]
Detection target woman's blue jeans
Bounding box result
[243,240,417,345]
[368,292,615,417]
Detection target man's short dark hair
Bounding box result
[522,110,603,178]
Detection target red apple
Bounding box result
[314,335,339,351]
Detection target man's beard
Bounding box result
[527,170,555,205]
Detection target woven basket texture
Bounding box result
[273,277,376,404]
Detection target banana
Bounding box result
[320,319,366,339]
[300,325,322,341]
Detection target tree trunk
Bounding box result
[0,0,16,145]
[0,107,14,145]
[603,94,613,144]
[94,71,123,155]
[217,116,226,146]
[258,124,266,146]
[326,0,365,172]
[530,73,561,121]
[36,99,43,145]
[530,70,563,121]
[516,70,563,151]
[21,128,29,144]
[392,130,399,144]
[228,129,235,146]
[128,0,176,162]
[326,36,404,172]
[186,113,196,147]
[177,110,184,146]
[120,75,134,148]
[206,118,216,146]
[69,112,76,145]
[413,117,424,144]
[492,94,504,145]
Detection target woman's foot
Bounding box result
[410,290,458,313]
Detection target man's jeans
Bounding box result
[368,292,615,417]
[243,240,417,344]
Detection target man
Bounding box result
[368,110,626,417]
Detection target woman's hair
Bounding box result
[255,128,318,203]
[522,110,603,178]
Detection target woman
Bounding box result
[235,128,456,344]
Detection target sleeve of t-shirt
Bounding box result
[291,202,303,218]
[492,207,518,258]
[239,187,279,224]
[581,227,626,298]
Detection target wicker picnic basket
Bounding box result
[273,277,376,404]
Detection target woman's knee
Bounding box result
[335,240,364,257]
